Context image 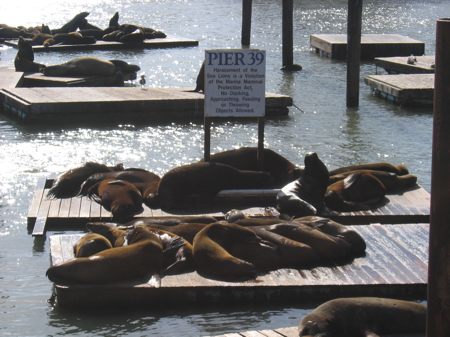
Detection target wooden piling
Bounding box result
[257,117,265,170]
[346,0,363,107]
[281,0,302,71]
[427,18,450,337]
[241,0,252,46]
[204,118,211,161]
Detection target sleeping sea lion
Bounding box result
[14,37,46,72]
[87,178,144,222]
[73,232,112,257]
[329,162,409,176]
[47,162,123,199]
[277,152,329,217]
[325,172,387,212]
[207,147,304,187]
[86,222,127,247]
[43,56,116,77]
[298,297,426,337]
[193,222,276,280]
[146,162,273,210]
[46,234,164,284]
[44,32,96,47]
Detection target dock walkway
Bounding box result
[310,34,425,59]
[49,223,429,308]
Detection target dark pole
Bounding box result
[282,0,302,71]
[204,118,211,161]
[257,117,265,170]
[242,0,252,46]
[427,18,450,337]
[346,0,363,107]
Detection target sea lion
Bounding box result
[47,162,123,199]
[86,222,127,247]
[87,178,144,222]
[325,172,387,212]
[43,56,116,77]
[46,234,164,284]
[329,162,409,176]
[14,37,45,72]
[298,297,426,337]
[329,170,417,193]
[43,32,96,47]
[277,152,329,217]
[146,162,273,210]
[192,61,205,92]
[207,147,304,188]
[73,232,112,257]
[79,168,160,200]
[193,222,277,280]
[51,12,90,34]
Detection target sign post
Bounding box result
[204,49,266,167]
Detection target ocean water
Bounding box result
[0,0,446,336]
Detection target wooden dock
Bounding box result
[364,74,434,105]
[49,223,429,308]
[310,34,425,59]
[0,87,292,122]
[20,72,133,87]
[0,67,23,88]
[3,37,198,51]
[28,178,429,235]
[374,56,435,74]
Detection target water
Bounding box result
[0,0,445,335]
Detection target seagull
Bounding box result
[407,55,417,65]
[139,74,146,89]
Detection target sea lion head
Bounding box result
[17,37,34,61]
[298,318,330,337]
[106,180,144,222]
[304,152,329,182]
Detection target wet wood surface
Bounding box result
[374,56,435,74]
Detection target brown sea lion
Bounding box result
[325,172,387,212]
[128,221,209,244]
[193,222,276,280]
[44,32,96,47]
[43,56,116,77]
[146,162,273,210]
[73,232,112,257]
[294,216,366,257]
[329,170,417,193]
[14,37,46,73]
[207,147,304,188]
[329,162,409,176]
[51,12,90,34]
[298,297,426,337]
[86,222,126,247]
[47,162,123,199]
[46,234,164,284]
[88,178,144,222]
[277,152,329,217]
[79,168,160,200]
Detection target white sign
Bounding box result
[204,49,266,117]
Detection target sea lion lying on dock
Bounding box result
[47,162,124,199]
[329,162,409,176]
[46,232,164,284]
[86,222,127,247]
[73,232,112,257]
[146,162,273,210]
[207,147,304,188]
[298,297,426,337]
[277,152,329,217]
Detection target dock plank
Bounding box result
[0,67,24,89]
[374,55,435,74]
[49,223,429,308]
[310,34,425,59]
[0,87,292,122]
[3,37,198,52]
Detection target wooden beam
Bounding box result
[241,0,252,46]
[427,18,450,337]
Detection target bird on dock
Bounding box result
[139,73,146,89]
[407,55,417,65]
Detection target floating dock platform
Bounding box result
[365,74,434,105]
[310,34,425,59]
[49,223,429,308]
[20,72,134,87]
[3,37,198,51]
[0,87,292,122]
[28,178,429,235]
[374,56,435,74]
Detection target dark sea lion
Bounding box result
[325,172,387,212]
[277,152,329,217]
[46,234,164,284]
[329,170,417,193]
[14,37,45,72]
[109,59,141,76]
[109,12,120,28]
[128,221,209,244]
[51,12,90,34]
[119,29,145,44]
[294,216,366,257]
[86,222,126,247]
[329,162,409,176]
[43,56,116,77]
[146,162,273,210]
[207,147,304,187]
[192,61,205,92]
[78,29,106,40]
[125,215,218,227]
[48,32,96,46]
[298,297,426,337]
[193,222,272,280]
[73,232,112,257]
[88,178,144,222]
[47,162,123,199]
